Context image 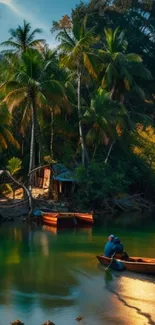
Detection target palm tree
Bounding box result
[2,49,64,175]
[0,105,19,152]
[57,16,98,166]
[1,20,45,54]
[84,89,129,161]
[38,46,74,158]
[99,27,151,102]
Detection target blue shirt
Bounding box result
[113,242,124,254]
[104,241,115,257]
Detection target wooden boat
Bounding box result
[97,255,155,274]
[42,211,94,227]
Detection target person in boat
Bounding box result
[104,234,115,257]
[113,238,130,261]
[104,235,125,271]
[104,235,124,257]
[113,237,124,254]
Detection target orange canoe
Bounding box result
[42,212,94,227]
[97,255,155,274]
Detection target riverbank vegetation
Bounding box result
[0,0,155,216]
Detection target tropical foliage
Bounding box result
[0,0,155,211]
[7,157,22,175]
[0,105,19,152]
[1,20,45,53]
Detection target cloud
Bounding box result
[0,0,49,31]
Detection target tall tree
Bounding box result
[99,27,151,102]
[56,16,97,166]
[2,49,64,175]
[84,89,128,161]
[1,20,45,54]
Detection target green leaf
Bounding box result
[7,157,22,175]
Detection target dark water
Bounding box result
[0,223,155,325]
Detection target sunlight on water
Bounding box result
[0,223,155,325]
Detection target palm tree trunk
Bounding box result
[22,136,24,156]
[91,132,100,162]
[29,100,35,174]
[105,141,115,164]
[120,94,124,104]
[110,80,116,100]
[50,110,54,158]
[38,149,41,165]
[92,144,97,162]
[77,68,89,167]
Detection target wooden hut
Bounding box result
[29,163,76,201]
[52,164,76,200]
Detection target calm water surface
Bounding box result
[0,223,155,325]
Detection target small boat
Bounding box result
[97,255,155,274]
[42,212,94,228]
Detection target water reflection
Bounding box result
[0,224,155,325]
[40,233,49,257]
[100,268,155,325]
[42,225,57,236]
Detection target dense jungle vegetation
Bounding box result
[0,0,155,211]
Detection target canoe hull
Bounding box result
[42,212,94,228]
[97,255,155,274]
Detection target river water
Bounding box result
[0,223,155,325]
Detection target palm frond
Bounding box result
[102,63,113,88]
[0,105,12,125]
[120,67,133,86]
[7,157,22,175]
[129,63,152,80]
[27,28,43,43]
[126,53,142,62]
[83,52,97,79]
[42,79,64,96]
[29,39,46,48]
[86,128,98,145]
[80,15,88,39]
[98,50,111,63]
[0,40,21,49]
[132,83,145,99]
[78,28,96,48]
[0,133,8,150]
[117,29,128,51]
[72,20,81,41]
[36,92,48,108]
[3,88,26,112]
[104,28,113,53]
[57,29,76,50]
[3,129,20,149]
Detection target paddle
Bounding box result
[105,252,116,271]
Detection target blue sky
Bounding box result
[0,0,83,48]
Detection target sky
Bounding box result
[0,0,83,48]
